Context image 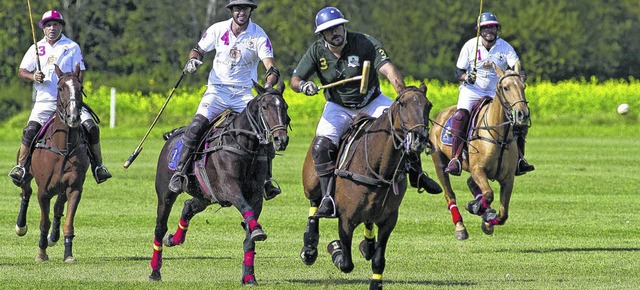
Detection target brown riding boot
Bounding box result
[8,144,30,186]
[444,109,470,176]
[89,142,112,184]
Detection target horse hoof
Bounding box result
[300,246,318,266]
[358,239,375,261]
[48,239,57,247]
[370,279,383,290]
[35,253,49,262]
[149,270,162,282]
[250,228,267,242]
[241,275,258,286]
[481,222,495,235]
[65,256,76,263]
[466,199,486,216]
[15,225,27,236]
[455,222,469,240]
[162,234,175,247]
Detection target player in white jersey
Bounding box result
[169,0,282,198]
[445,12,534,176]
[9,10,111,186]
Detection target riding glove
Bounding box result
[300,80,319,96]
[184,58,203,74]
[465,70,477,85]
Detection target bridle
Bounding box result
[388,87,431,154]
[494,73,528,126]
[246,91,290,145]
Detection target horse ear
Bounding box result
[276,79,285,94]
[55,64,63,77]
[253,80,265,94]
[419,82,427,95]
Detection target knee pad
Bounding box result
[82,120,100,144]
[184,114,209,143]
[22,121,42,146]
[311,136,338,164]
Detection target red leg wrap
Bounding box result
[244,251,255,267]
[243,211,260,232]
[172,218,189,245]
[448,201,463,224]
[150,238,163,271]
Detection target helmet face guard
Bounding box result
[476,12,500,29]
[315,7,349,33]
[39,10,65,28]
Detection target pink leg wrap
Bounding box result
[172,218,189,245]
[244,251,255,267]
[243,211,260,232]
[448,201,463,224]
[150,238,163,271]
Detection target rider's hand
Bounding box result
[299,80,319,96]
[465,70,476,85]
[33,70,44,83]
[183,58,203,74]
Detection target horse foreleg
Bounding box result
[16,190,31,236]
[465,177,491,216]
[36,192,51,262]
[359,221,375,261]
[433,151,468,240]
[481,179,514,234]
[300,207,320,265]
[149,191,179,282]
[62,190,81,263]
[165,198,208,247]
[241,224,258,286]
[369,211,399,290]
[328,218,355,274]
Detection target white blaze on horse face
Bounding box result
[65,79,80,127]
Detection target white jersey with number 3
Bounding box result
[197,19,273,87]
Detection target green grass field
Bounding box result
[0,122,639,289]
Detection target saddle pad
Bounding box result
[440,117,454,146]
[168,137,183,171]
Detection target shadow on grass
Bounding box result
[102,255,235,261]
[503,247,640,253]
[286,278,477,287]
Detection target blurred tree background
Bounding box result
[1,0,638,119]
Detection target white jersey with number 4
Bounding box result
[197,19,273,88]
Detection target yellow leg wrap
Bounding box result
[178,223,188,230]
[308,207,318,217]
[153,244,162,251]
[364,226,376,239]
[372,273,383,280]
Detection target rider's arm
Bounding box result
[378,62,406,95]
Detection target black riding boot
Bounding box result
[9,121,41,186]
[311,136,339,218]
[261,145,281,200]
[515,126,535,176]
[445,109,470,176]
[83,120,111,184]
[407,152,442,194]
[169,114,209,193]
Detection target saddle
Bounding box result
[440,96,493,148]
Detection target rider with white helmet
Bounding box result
[446,12,534,176]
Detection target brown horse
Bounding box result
[429,62,529,240]
[15,64,90,262]
[301,84,432,290]
[148,82,290,285]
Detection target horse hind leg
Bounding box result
[300,214,320,265]
[359,221,376,261]
[149,190,179,282]
[164,198,208,247]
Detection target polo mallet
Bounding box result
[318,60,371,94]
[472,0,484,71]
[123,71,186,169]
[27,0,41,71]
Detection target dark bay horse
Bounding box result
[429,62,529,240]
[301,84,432,289]
[15,64,90,262]
[149,82,290,285]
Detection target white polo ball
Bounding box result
[617,103,630,115]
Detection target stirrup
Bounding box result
[444,158,462,176]
[263,179,282,200]
[314,195,337,218]
[8,165,26,186]
[168,172,187,193]
[94,165,112,184]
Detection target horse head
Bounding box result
[55,63,83,128]
[491,62,530,127]
[251,80,290,151]
[390,83,431,154]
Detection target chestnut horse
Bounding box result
[148,82,290,285]
[15,64,90,262]
[429,63,529,240]
[301,84,432,289]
